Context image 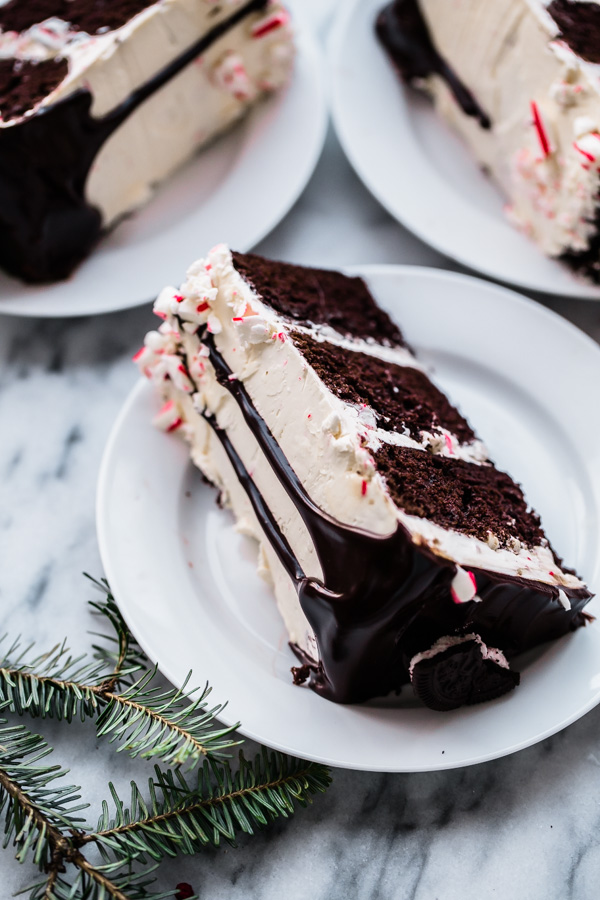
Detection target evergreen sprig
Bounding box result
[0,580,332,899]
[87,751,331,866]
[0,577,239,766]
[0,714,87,867]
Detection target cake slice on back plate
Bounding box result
[376,0,600,283]
[0,0,293,283]
[136,245,592,711]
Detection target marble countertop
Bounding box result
[3,3,600,898]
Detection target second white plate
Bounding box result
[330,0,600,300]
[0,3,327,318]
[98,266,600,772]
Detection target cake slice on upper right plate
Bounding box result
[376,0,600,284]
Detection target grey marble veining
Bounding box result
[3,5,600,897]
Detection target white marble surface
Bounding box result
[3,3,600,898]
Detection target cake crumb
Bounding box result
[291,665,311,686]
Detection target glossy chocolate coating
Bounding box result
[375,0,491,130]
[200,333,591,706]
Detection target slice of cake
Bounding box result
[136,245,592,710]
[376,0,600,283]
[0,0,293,283]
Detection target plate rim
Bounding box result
[97,263,600,772]
[329,0,600,301]
[0,5,328,319]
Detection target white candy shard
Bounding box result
[450,567,478,604]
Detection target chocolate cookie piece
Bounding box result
[411,637,520,711]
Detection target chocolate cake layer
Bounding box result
[0,58,67,122]
[291,331,476,443]
[375,444,545,548]
[232,251,407,347]
[548,0,600,65]
[0,0,154,36]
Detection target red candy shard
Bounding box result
[167,417,183,433]
[573,141,595,163]
[252,11,289,38]
[451,569,477,604]
[530,100,551,157]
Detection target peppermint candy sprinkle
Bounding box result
[450,567,478,604]
[153,400,183,434]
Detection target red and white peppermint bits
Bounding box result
[450,567,478,604]
[530,100,551,159]
[153,400,183,434]
[252,10,290,39]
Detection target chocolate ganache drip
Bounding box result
[375,0,491,130]
[0,0,268,283]
[197,332,590,707]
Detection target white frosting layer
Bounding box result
[418,0,600,259]
[137,245,584,654]
[0,1,294,227]
[408,634,511,679]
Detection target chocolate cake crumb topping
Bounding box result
[291,331,477,444]
[0,0,154,36]
[548,0,600,65]
[376,444,545,548]
[291,664,311,686]
[232,251,407,348]
[0,57,68,120]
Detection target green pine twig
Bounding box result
[84,751,331,866]
[1,717,330,899]
[0,580,239,766]
[0,579,332,899]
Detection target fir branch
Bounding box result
[85,575,147,687]
[1,719,329,899]
[0,584,239,765]
[0,715,190,900]
[0,716,86,871]
[0,635,114,723]
[96,669,239,767]
[0,584,144,724]
[0,577,332,898]
[82,751,332,865]
[21,860,170,900]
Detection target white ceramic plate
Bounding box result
[0,4,327,319]
[98,266,600,772]
[330,0,600,300]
